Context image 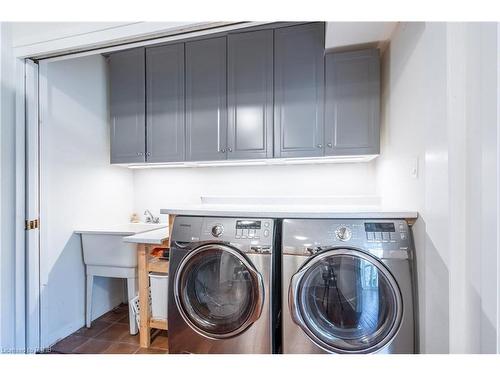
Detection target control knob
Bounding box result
[211,224,224,237]
[335,226,352,241]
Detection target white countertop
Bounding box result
[123,227,170,245]
[160,204,418,220]
[74,223,167,236]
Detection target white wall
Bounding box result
[0,22,17,352]
[378,22,450,354]
[39,55,135,347]
[378,22,500,354]
[133,162,378,220]
[462,22,499,353]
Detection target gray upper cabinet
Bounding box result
[107,23,379,166]
[274,23,325,158]
[146,43,185,163]
[227,30,273,159]
[185,37,227,161]
[109,48,146,164]
[325,49,380,156]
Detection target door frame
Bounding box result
[10,56,37,353]
[12,57,28,353]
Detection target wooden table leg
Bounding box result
[138,243,151,348]
[168,214,175,247]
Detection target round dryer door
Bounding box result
[289,248,403,354]
[174,243,264,339]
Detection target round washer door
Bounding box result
[289,248,403,354]
[174,243,264,339]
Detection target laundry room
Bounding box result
[1,1,500,372]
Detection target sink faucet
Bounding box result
[144,209,160,224]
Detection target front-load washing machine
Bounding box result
[282,219,417,354]
[168,216,278,354]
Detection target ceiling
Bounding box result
[325,22,398,49]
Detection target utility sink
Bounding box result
[75,223,167,268]
[75,223,167,334]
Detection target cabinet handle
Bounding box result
[316,144,323,148]
[217,108,221,152]
[137,152,144,156]
[227,147,232,152]
[146,152,151,156]
[327,143,333,148]
[220,148,226,153]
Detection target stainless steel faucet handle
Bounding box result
[144,209,159,224]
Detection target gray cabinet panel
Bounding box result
[227,30,273,159]
[109,48,146,163]
[185,37,227,161]
[146,43,185,162]
[325,49,380,155]
[274,23,325,158]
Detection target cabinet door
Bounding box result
[227,30,273,159]
[146,43,185,163]
[185,37,227,161]
[274,23,325,158]
[109,48,146,163]
[325,49,380,156]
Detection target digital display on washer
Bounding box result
[236,220,261,229]
[364,223,396,232]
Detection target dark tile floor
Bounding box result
[48,304,168,354]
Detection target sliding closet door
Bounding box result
[25,59,41,352]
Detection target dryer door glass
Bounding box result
[292,250,402,353]
[175,244,264,338]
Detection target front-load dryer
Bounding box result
[168,216,277,354]
[282,219,417,354]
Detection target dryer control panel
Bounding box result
[282,219,413,259]
[364,222,409,242]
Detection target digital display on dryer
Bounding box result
[236,220,261,229]
[364,223,396,232]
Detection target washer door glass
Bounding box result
[176,244,263,338]
[293,249,402,353]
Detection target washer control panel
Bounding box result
[211,224,224,237]
[234,219,271,240]
[171,216,275,253]
[203,217,274,246]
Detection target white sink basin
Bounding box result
[75,223,166,236]
[75,223,167,268]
